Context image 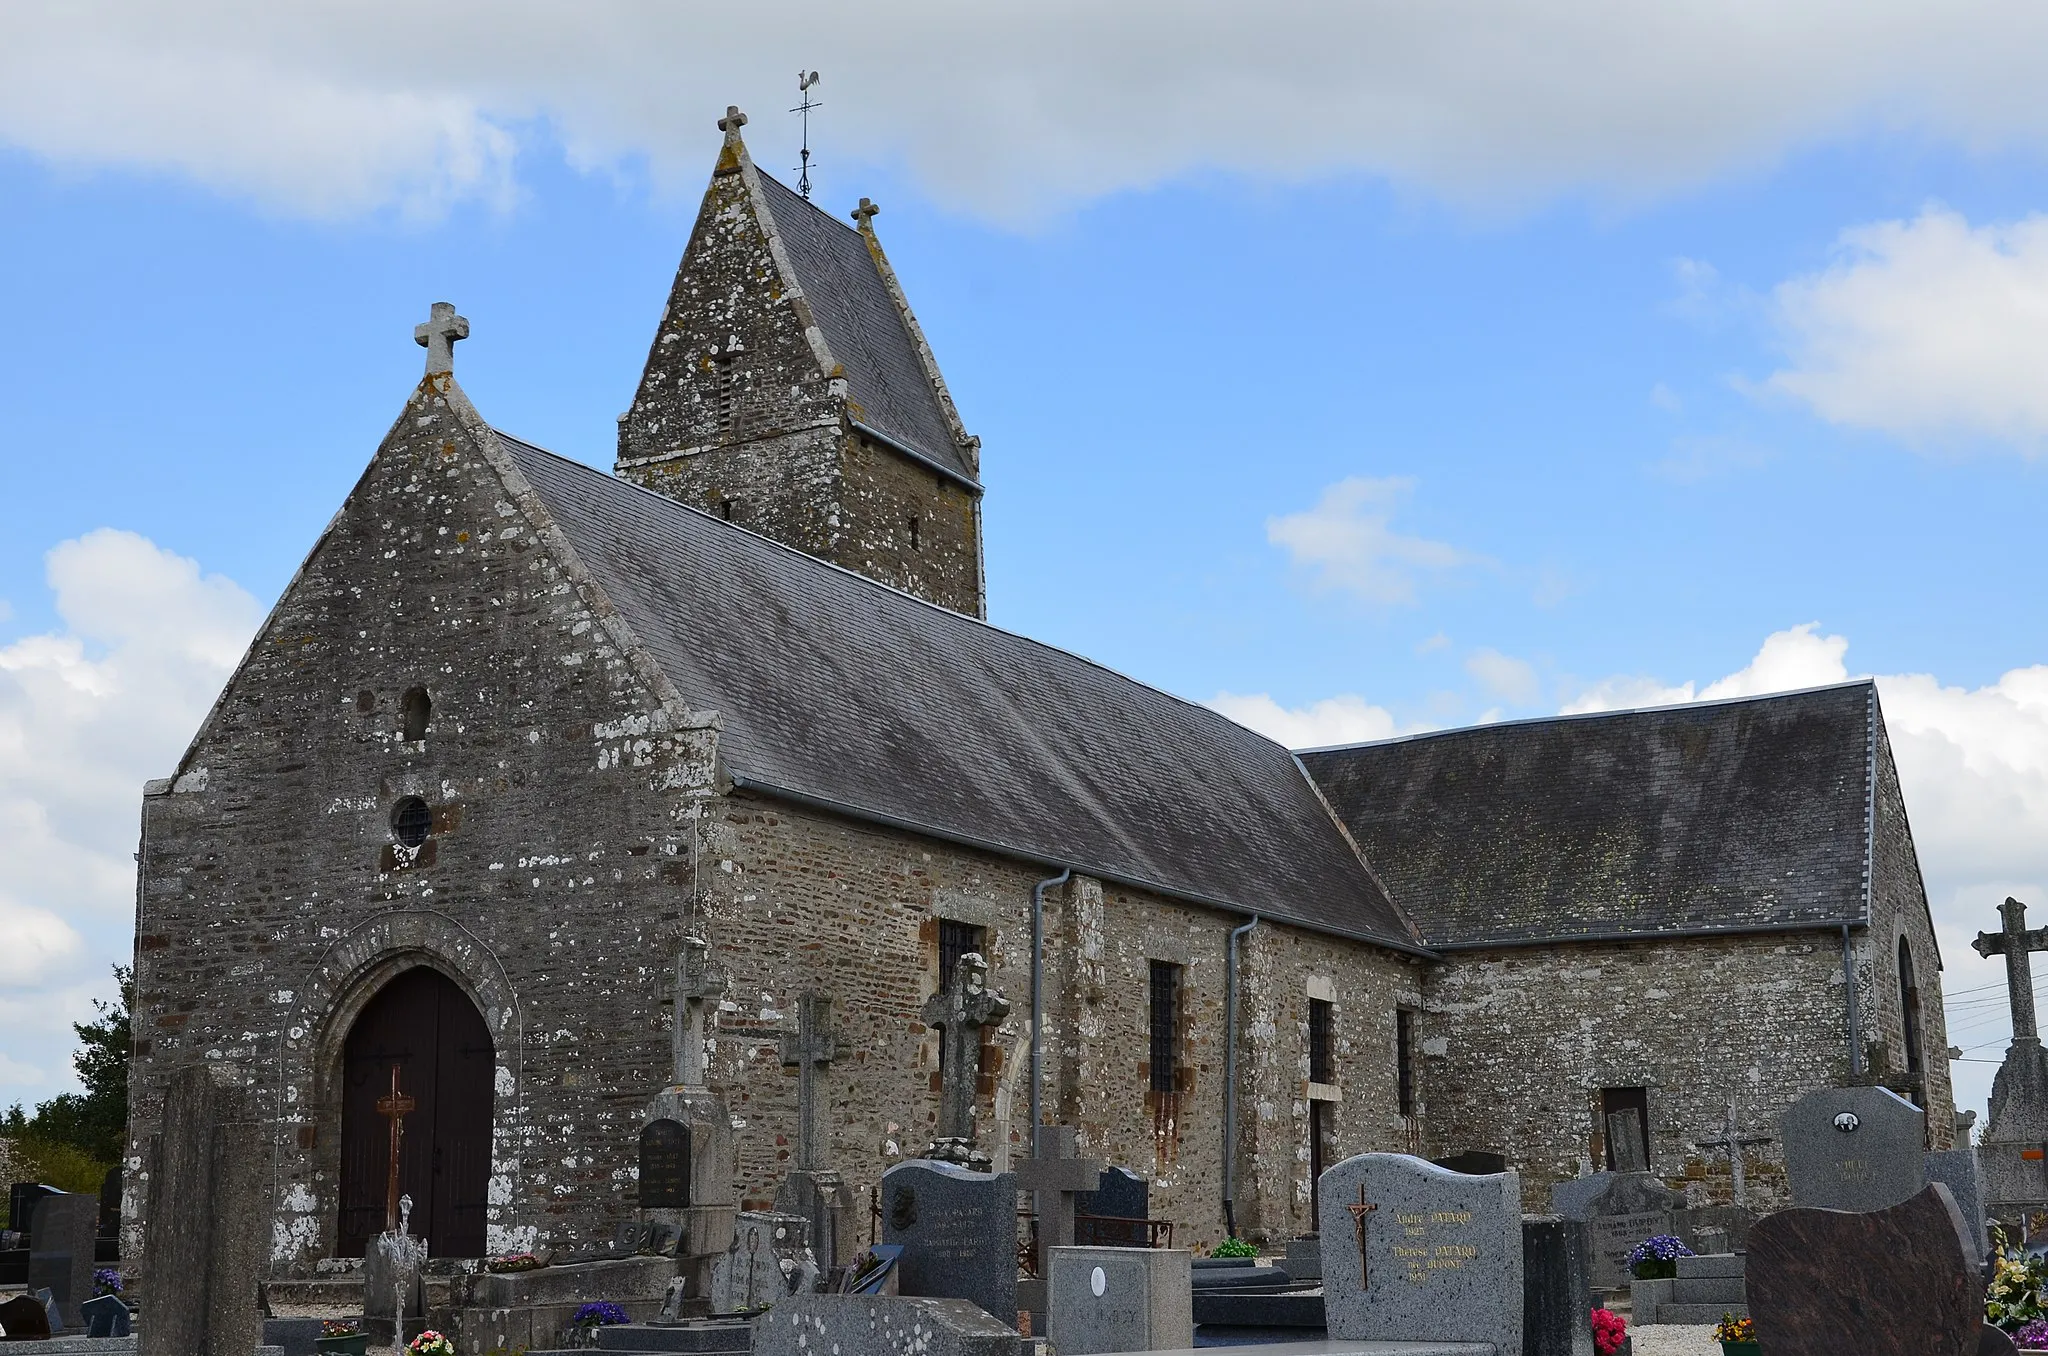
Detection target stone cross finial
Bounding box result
[1974,897,2048,1044]
[920,953,1009,1142]
[779,991,838,1172]
[851,198,880,228]
[413,301,469,376]
[673,935,726,1088]
[718,105,749,133]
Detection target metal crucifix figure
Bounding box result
[376,1063,416,1233]
[1344,1183,1379,1289]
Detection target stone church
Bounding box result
[122,105,1954,1276]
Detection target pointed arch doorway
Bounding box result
[338,966,494,1257]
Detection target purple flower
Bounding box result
[91,1268,124,1296]
[2016,1318,2048,1347]
[1624,1235,1696,1265]
[572,1301,629,1327]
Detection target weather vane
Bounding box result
[792,70,821,199]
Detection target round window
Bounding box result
[390,796,432,848]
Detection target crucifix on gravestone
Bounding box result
[1975,897,2048,1047]
[376,1065,416,1233]
[921,953,1010,1143]
[778,991,837,1171]
[672,935,726,1089]
[413,301,469,376]
[1698,1102,1773,1209]
[1344,1184,1379,1289]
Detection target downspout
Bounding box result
[1029,868,1072,1156]
[1223,915,1260,1239]
[1842,923,1865,1077]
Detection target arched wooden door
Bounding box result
[338,967,493,1257]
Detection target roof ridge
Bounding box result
[491,427,1303,756]
[756,166,866,238]
[1296,677,1877,756]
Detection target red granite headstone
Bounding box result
[1747,1183,1979,1356]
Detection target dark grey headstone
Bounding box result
[641,1118,691,1210]
[0,1291,52,1337]
[1782,1085,1926,1212]
[139,1062,266,1356]
[1549,1172,1681,1292]
[880,1160,1018,1327]
[98,1167,122,1243]
[8,1182,58,1234]
[1522,1217,1594,1356]
[753,1294,1019,1356]
[1926,1147,1988,1266]
[84,1293,134,1338]
[27,1192,97,1329]
[1078,1167,1147,1221]
[1317,1152,1522,1352]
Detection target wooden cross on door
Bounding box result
[1344,1182,1379,1289]
[376,1063,416,1234]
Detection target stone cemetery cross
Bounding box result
[673,935,726,1088]
[1343,1183,1379,1289]
[1698,1102,1774,1208]
[921,953,1010,1140]
[778,991,837,1171]
[1975,897,2048,1045]
[412,301,469,376]
[376,1064,416,1232]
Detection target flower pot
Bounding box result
[315,1336,369,1356]
[1720,1342,1761,1356]
[1632,1259,1677,1281]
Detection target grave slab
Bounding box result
[1317,1153,1522,1355]
[752,1294,1021,1356]
[709,1210,817,1314]
[1747,1181,1978,1356]
[29,1192,99,1330]
[1520,1217,1593,1356]
[1926,1146,1990,1266]
[1781,1085,1926,1212]
[880,1159,1018,1326]
[1548,1172,1680,1293]
[139,1062,266,1356]
[1047,1246,1193,1354]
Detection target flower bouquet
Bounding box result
[1626,1234,1694,1281]
[486,1250,546,1273]
[91,1268,125,1298]
[315,1319,369,1356]
[2016,1318,2048,1353]
[569,1301,630,1348]
[1990,1229,2048,1334]
[1590,1306,1627,1356]
[406,1330,457,1356]
[1712,1312,1757,1356]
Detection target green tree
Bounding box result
[3,964,132,1167]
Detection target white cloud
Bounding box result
[1465,648,1540,706]
[1766,207,2048,447]
[1563,622,1850,714]
[8,4,2048,220]
[1208,691,1405,750]
[0,529,259,1108]
[1267,477,1469,606]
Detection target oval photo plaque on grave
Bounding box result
[640,1118,691,1209]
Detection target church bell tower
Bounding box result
[616,105,986,619]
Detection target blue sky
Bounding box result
[2,4,2045,1132]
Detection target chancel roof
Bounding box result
[499,432,1419,952]
[754,174,975,485]
[1298,682,1879,948]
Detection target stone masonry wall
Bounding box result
[128,375,720,1275]
[698,794,1421,1253]
[1421,933,1855,1212]
[1867,714,1956,1143]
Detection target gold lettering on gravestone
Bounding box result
[1387,1207,1483,1285]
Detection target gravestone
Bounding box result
[9,1182,58,1235]
[1747,1182,1979,1356]
[1926,1147,1989,1266]
[921,953,1010,1163]
[0,1291,51,1338]
[1076,1167,1150,1247]
[1317,1152,1523,1352]
[642,935,740,1298]
[709,1210,819,1314]
[772,991,857,1271]
[260,1315,320,1355]
[97,1167,122,1256]
[1782,1085,1927,1212]
[1550,1172,1681,1292]
[1697,1103,1773,1212]
[753,1294,1021,1356]
[1521,1217,1594,1356]
[880,1158,1019,1328]
[1015,1125,1103,1327]
[27,1191,97,1329]
[363,1195,426,1345]
[84,1292,134,1338]
[140,1064,265,1356]
[1606,1109,1649,1173]
[1046,1246,1192,1354]
[1973,898,2048,1224]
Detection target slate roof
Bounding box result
[755,173,975,485]
[1298,683,1878,948]
[499,432,1419,951]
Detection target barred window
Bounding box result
[1308,998,1334,1084]
[1396,1009,1417,1117]
[1148,960,1180,1094]
[938,920,985,992]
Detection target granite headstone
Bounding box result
[1522,1216,1595,1356]
[139,1062,267,1356]
[8,1183,58,1235]
[0,1291,52,1338]
[1046,1246,1192,1354]
[1926,1146,1989,1266]
[752,1294,1020,1356]
[710,1210,820,1314]
[1317,1152,1523,1353]
[880,1159,1018,1327]
[1782,1085,1927,1212]
[27,1191,98,1329]
[84,1293,134,1338]
[1747,1181,1979,1356]
[1550,1171,1682,1292]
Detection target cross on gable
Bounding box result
[1343,1184,1378,1290]
[717,105,749,133]
[413,301,469,376]
[1974,897,2048,1043]
[851,198,881,228]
